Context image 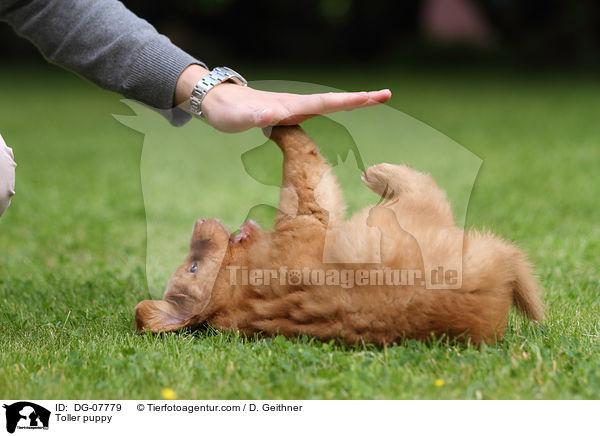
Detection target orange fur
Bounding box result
[135,126,543,345]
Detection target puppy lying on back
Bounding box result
[135,126,543,345]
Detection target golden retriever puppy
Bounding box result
[135,126,543,345]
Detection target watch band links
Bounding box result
[189,66,247,117]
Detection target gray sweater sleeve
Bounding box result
[0,0,206,125]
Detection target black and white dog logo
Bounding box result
[3,402,50,433]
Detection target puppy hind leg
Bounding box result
[362,163,454,227]
[362,163,430,199]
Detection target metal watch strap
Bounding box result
[189,66,247,117]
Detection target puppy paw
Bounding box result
[230,219,262,245]
[362,163,426,198]
[362,163,402,198]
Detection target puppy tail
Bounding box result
[510,250,544,321]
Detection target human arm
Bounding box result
[0,0,391,131]
[0,0,202,124]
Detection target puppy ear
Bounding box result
[134,300,191,333]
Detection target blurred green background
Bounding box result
[0,1,599,399]
[1,65,599,399]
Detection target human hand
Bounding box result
[175,65,391,133]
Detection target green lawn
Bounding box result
[0,65,598,399]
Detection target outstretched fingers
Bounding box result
[268,89,391,126]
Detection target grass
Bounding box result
[0,64,599,399]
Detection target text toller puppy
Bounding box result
[135,126,543,344]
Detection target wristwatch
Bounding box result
[189,66,247,117]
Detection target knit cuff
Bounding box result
[123,35,207,126]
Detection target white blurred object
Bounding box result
[422,0,494,45]
[0,132,16,218]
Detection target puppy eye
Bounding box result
[189,263,198,273]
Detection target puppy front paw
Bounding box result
[230,219,262,245]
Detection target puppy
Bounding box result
[135,126,543,345]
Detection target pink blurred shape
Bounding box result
[422,0,494,45]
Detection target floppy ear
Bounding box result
[135,283,214,333]
[134,300,192,333]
